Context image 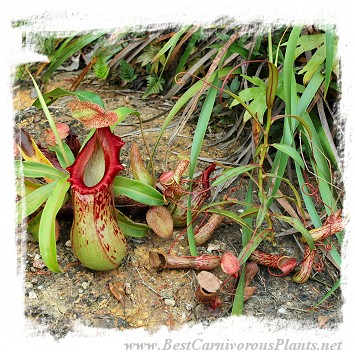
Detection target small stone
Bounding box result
[124,283,132,295]
[164,298,176,307]
[33,254,45,269]
[185,303,193,311]
[28,291,37,299]
[65,240,72,248]
[237,209,244,213]
[78,289,84,294]
[206,244,220,252]
[277,306,287,315]
[24,282,33,290]
[82,282,89,290]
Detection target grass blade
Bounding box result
[232,181,253,316]
[27,70,71,168]
[271,143,305,169]
[186,76,218,256]
[211,164,257,187]
[312,279,340,308]
[324,30,335,98]
[274,214,315,250]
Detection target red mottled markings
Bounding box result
[104,243,110,251]
[86,240,89,245]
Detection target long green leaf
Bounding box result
[231,265,246,316]
[238,229,270,266]
[16,180,58,224]
[211,164,258,187]
[232,181,254,316]
[324,30,335,98]
[312,279,340,308]
[14,160,67,181]
[187,76,218,256]
[266,61,278,108]
[39,177,71,273]
[175,28,202,75]
[28,71,71,168]
[271,143,305,169]
[113,176,164,206]
[205,208,252,231]
[274,214,315,250]
[152,26,191,63]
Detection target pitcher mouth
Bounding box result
[67,127,125,195]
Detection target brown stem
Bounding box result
[149,252,220,270]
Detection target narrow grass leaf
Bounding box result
[231,265,246,316]
[187,76,218,256]
[39,176,70,272]
[175,28,202,75]
[205,208,252,231]
[266,61,278,108]
[271,143,305,169]
[274,214,315,250]
[28,70,71,167]
[211,164,258,187]
[324,30,335,98]
[152,26,191,63]
[231,181,254,316]
[238,229,270,265]
[312,279,340,308]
